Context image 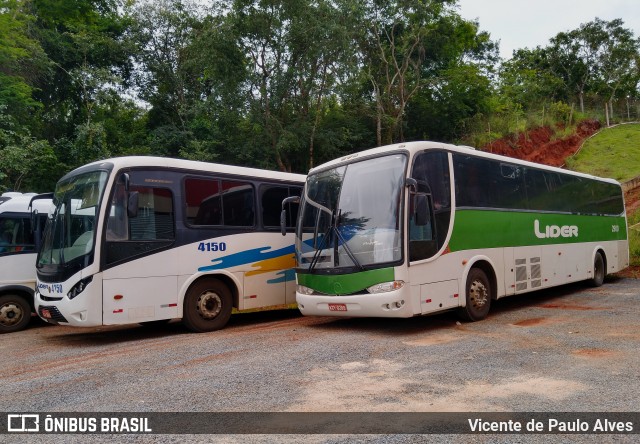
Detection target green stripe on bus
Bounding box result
[448,210,627,251]
[297,267,395,295]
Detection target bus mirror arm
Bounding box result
[29,192,54,233]
[280,196,300,236]
[127,191,139,218]
[405,178,418,193]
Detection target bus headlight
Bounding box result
[367,280,404,294]
[297,285,315,295]
[68,276,93,300]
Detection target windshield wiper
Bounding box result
[308,211,334,273]
[333,209,364,271]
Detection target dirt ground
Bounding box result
[1,278,639,443]
[483,120,601,167]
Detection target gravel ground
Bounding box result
[1,277,639,443]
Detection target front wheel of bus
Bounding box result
[0,294,31,333]
[183,279,232,333]
[458,268,491,322]
[590,251,605,287]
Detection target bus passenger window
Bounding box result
[261,186,301,228]
[185,178,222,226]
[221,180,254,227]
[0,217,34,254]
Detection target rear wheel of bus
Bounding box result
[0,294,31,333]
[458,268,491,322]
[182,279,233,332]
[589,251,605,287]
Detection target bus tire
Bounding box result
[458,268,491,322]
[182,279,232,333]
[590,251,605,287]
[0,294,31,333]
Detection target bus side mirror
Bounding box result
[414,194,430,226]
[28,192,54,237]
[30,209,38,234]
[280,195,300,236]
[127,192,139,218]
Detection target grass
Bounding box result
[565,123,640,182]
[564,123,640,269]
[628,208,640,267]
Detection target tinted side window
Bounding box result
[185,178,222,225]
[222,180,254,227]
[454,154,526,210]
[261,185,302,228]
[525,168,624,215]
[0,216,34,254]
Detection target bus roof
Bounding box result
[61,156,306,184]
[0,193,52,214]
[308,141,621,186]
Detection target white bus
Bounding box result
[0,192,52,333]
[287,141,628,321]
[34,157,305,332]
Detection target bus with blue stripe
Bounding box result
[34,157,304,332]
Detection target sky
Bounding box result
[455,0,640,59]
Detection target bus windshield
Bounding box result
[37,170,109,272]
[296,153,406,272]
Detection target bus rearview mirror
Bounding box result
[280,195,301,236]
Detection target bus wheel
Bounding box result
[590,252,605,287]
[0,294,31,333]
[458,268,491,322]
[182,279,232,333]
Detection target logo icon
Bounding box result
[7,414,40,432]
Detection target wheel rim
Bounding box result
[196,291,222,320]
[0,301,25,327]
[469,279,489,308]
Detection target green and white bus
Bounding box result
[287,141,628,321]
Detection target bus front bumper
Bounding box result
[35,284,102,327]
[296,289,414,318]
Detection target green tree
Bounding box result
[30,0,133,165]
[353,0,496,146]
[0,0,50,124]
[0,106,59,192]
[213,0,358,171]
[544,18,640,115]
[590,19,640,120]
[131,0,202,157]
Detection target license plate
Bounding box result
[41,309,52,319]
[328,303,347,312]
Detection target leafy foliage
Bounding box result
[0,1,639,194]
